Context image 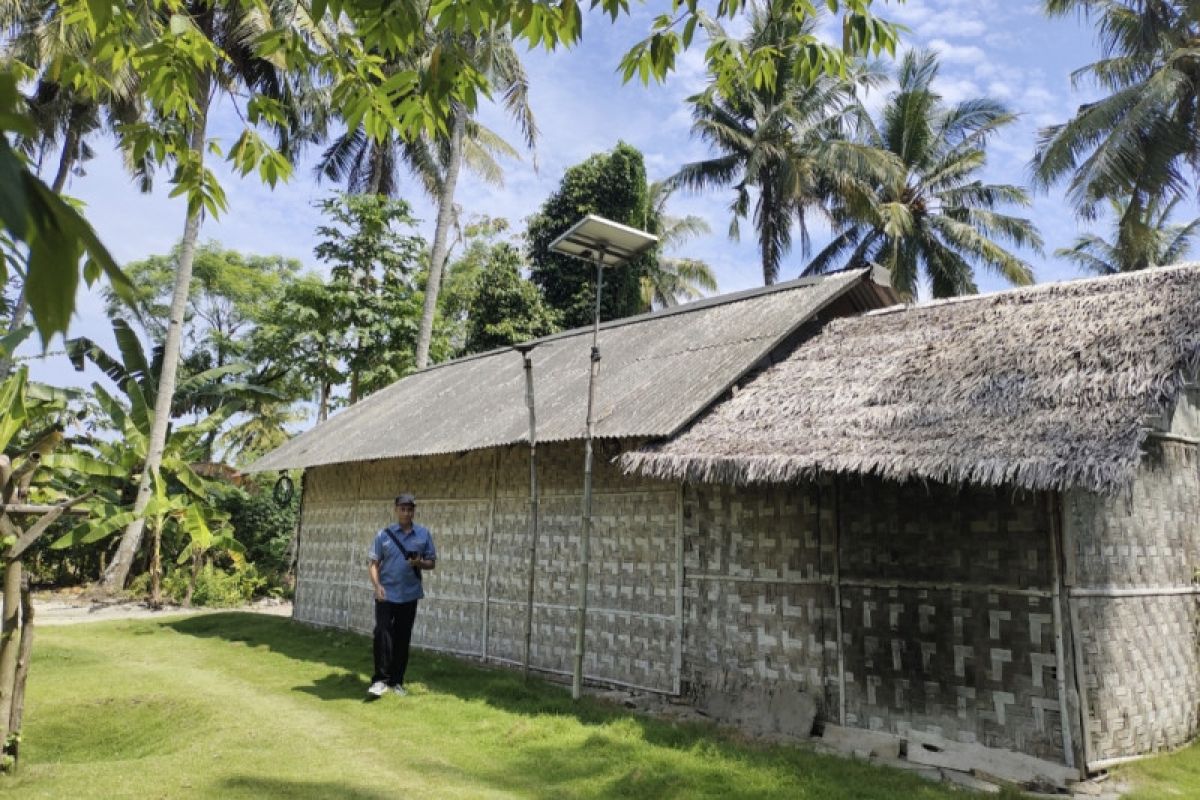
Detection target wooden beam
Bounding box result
[1,504,90,515]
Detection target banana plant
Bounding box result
[45,386,239,604]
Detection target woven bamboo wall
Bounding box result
[1064,438,1200,765]
[683,478,1067,760]
[681,482,835,723]
[836,478,1064,761]
[293,440,681,692]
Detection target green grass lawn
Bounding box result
[3,613,1012,799]
[1113,741,1200,799]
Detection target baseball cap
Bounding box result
[394,493,417,507]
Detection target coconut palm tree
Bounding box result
[670,5,893,285]
[642,180,718,309]
[804,50,1041,299]
[1033,1,1200,223]
[1056,194,1200,274]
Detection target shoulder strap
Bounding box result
[383,526,421,581]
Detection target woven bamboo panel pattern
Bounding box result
[1065,441,1200,588]
[836,479,1062,760]
[1067,439,1200,762]
[840,586,1064,759]
[682,482,835,710]
[680,476,1066,760]
[293,441,681,692]
[838,479,1051,587]
[1075,594,1200,759]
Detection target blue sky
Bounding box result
[26,1,1122,390]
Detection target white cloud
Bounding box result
[927,38,987,64]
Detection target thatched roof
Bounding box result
[247,268,898,471]
[623,264,1200,494]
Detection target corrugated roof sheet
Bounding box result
[623,263,1200,495]
[248,269,891,471]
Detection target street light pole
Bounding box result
[547,215,657,701]
[573,250,605,700]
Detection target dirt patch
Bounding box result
[22,590,292,626]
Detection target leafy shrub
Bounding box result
[161,563,268,608]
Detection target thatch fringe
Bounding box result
[621,264,1200,495]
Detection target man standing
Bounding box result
[367,493,437,697]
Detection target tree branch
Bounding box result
[4,491,96,560]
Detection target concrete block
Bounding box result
[819,724,903,759]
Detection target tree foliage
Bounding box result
[1,0,904,346]
[1034,0,1200,223]
[461,241,560,355]
[1055,193,1200,274]
[643,180,717,309]
[806,50,1041,299]
[527,142,655,328]
[672,5,894,284]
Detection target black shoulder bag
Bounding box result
[384,527,422,582]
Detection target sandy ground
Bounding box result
[24,593,293,626]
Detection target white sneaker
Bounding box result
[392,685,407,696]
[367,681,388,697]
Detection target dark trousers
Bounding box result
[373,599,419,686]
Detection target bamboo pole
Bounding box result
[6,575,34,771]
[832,477,846,726]
[0,560,21,732]
[572,257,604,701]
[672,483,684,696]
[519,348,540,681]
[480,448,500,661]
[1047,493,1077,770]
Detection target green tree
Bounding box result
[1033,1,1200,227]
[95,0,310,592]
[1055,194,1200,274]
[311,193,431,404]
[249,273,346,424]
[805,50,1041,299]
[461,241,560,355]
[57,320,243,604]
[103,243,302,370]
[642,180,717,309]
[527,142,655,328]
[672,5,894,285]
[1,0,904,349]
[414,27,538,370]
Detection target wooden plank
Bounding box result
[905,728,1079,788]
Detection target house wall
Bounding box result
[1063,418,1200,766]
[681,478,1069,761]
[296,446,1075,762]
[294,439,682,693]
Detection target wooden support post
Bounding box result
[832,477,847,727]
[520,350,540,681]
[0,560,21,733]
[672,483,685,696]
[481,448,500,662]
[1046,493,1077,771]
[1058,493,1095,771]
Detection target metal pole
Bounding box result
[521,350,540,681]
[572,255,604,700]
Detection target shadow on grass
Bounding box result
[220,776,393,800]
[166,613,967,800]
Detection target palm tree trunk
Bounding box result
[414,110,465,370]
[101,97,210,591]
[0,113,85,378]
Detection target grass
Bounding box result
[1112,741,1200,799]
[3,612,1014,799]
